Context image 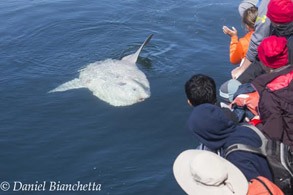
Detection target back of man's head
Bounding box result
[185,74,217,106]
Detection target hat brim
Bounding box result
[173,150,248,195]
[238,0,258,17]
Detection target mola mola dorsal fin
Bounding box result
[122,34,153,63]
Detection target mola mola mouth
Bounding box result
[49,34,153,107]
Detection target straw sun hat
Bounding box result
[173,150,248,195]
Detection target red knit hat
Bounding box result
[267,0,293,24]
[258,35,288,69]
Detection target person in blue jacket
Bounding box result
[187,103,273,181]
[184,74,273,181]
[185,74,239,153]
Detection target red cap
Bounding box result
[258,36,288,69]
[267,0,293,24]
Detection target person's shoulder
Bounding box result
[234,125,263,145]
[245,31,254,39]
[189,103,226,121]
[240,31,254,44]
[196,103,219,110]
[216,102,240,125]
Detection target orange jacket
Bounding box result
[230,31,254,65]
[231,91,259,116]
[247,176,284,195]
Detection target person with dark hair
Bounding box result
[187,103,273,181]
[185,74,217,107]
[223,6,258,65]
[184,74,272,181]
[185,74,238,124]
[185,74,238,153]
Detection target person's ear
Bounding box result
[187,99,193,106]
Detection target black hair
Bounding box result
[185,74,217,106]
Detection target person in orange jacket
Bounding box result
[223,6,258,65]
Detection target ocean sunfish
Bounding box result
[49,34,153,107]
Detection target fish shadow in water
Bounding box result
[137,56,152,70]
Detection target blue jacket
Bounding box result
[188,103,273,181]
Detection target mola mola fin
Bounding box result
[121,34,153,63]
[48,78,84,93]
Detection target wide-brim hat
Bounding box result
[173,150,248,195]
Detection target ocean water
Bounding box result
[0,0,244,194]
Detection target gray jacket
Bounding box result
[246,0,271,62]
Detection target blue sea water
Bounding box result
[0,0,245,194]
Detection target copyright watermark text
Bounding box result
[0,181,102,192]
